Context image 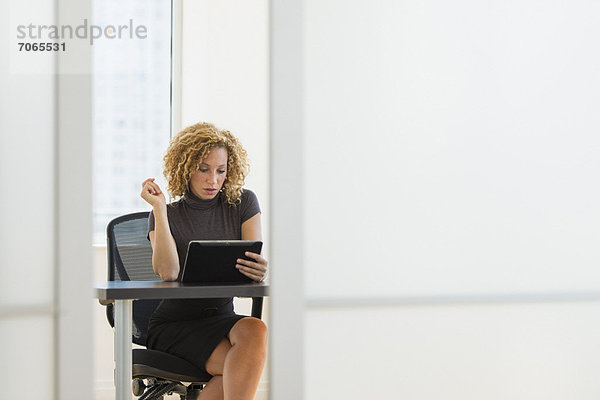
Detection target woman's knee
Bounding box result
[229,317,268,347]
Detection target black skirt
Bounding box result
[146,298,245,374]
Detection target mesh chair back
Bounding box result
[106,212,162,346]
[107,212,161,281]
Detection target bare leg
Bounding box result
[203,317,267,400]
[197,376,223,400]
[223,318,267,399]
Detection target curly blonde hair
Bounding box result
[163,122,249,205]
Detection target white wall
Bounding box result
[1,0,56,396]
[270,0,600,399]
[1,0,93,398]
[303,0,600,299]
[306,301,600,399]
[180,0,270,224]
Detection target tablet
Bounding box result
[181,240,263,284]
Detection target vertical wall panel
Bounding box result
[56,0,93,397]
[1,0,55,306]
[1,0,57,396]
[270,0,305,398]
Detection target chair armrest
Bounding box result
[98,299,114,306]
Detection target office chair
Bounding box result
[104,211,265,400]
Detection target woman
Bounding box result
[140,122,268,400]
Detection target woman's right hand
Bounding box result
[140,178,166,208]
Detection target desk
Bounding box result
[94,280,269,400]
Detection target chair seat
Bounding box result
[133,349,213,383]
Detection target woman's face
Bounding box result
[189,146,228,200]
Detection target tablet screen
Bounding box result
[181,240,263,284]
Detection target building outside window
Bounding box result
[92,0,171,243]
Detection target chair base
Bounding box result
[136,378,204,400]
[132,349,210,399]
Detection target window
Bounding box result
[92,0,171,243]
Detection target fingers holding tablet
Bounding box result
[236,252,267,282]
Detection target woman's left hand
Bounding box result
[236,252,268,282]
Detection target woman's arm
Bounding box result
[148,207,180,281]
[238,213,268,282]
[141,178,180,281]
